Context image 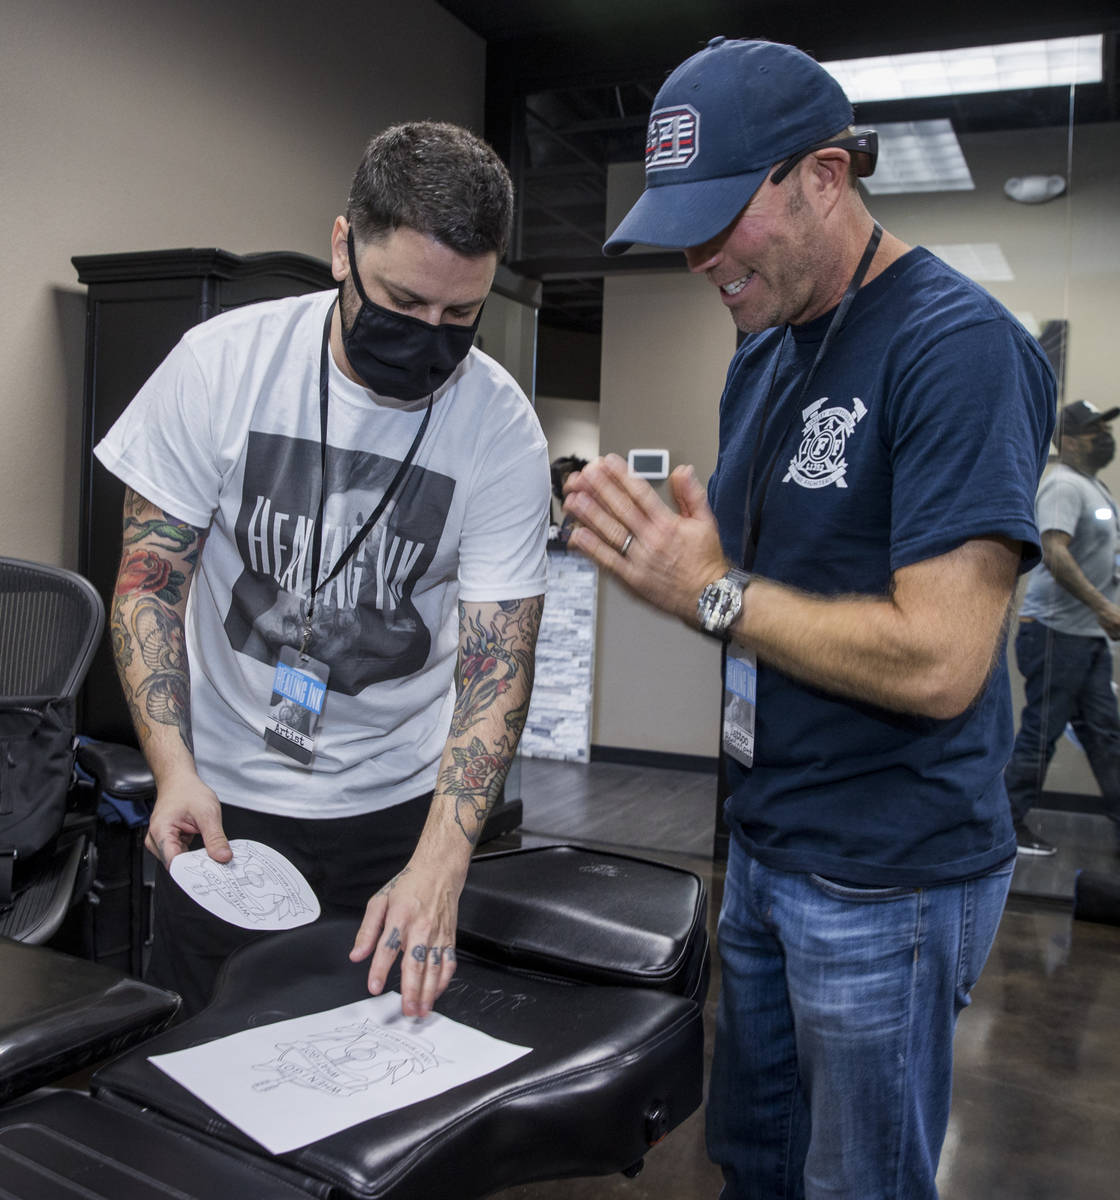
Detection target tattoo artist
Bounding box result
[96,123,549,1020]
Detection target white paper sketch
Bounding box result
[169,838,320,930]
[149,993,532,1154]
[252,1019,444,1097]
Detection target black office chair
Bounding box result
[0,556,104,943]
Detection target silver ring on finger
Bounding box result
[619,532,635,557]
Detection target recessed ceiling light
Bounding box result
[823,35,1103,103]
[862,120,974,194]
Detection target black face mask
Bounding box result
[1088,431,1115,470]
[340,231,482,401]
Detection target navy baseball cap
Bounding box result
[604,37,856,255]
[1058,399,1120,438]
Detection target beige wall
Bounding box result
[1,0,483,567]
[595,120,1120,767]
[593,261,736,754]
[535,397,600,462]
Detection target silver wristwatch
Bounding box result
[697,567,751,639]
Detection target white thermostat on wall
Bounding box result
[627,449,670,479]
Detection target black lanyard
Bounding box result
[302,305,433,651]
[739,222,883,569]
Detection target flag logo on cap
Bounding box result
[646,106,699,171]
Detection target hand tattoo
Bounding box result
[377,867,412,896]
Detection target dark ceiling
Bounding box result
[437,1,1120,334]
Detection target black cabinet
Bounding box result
[72,249,335,742]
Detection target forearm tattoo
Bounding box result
[111,488,203,752]
[442,597,543,844]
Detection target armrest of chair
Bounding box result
[76,740,155,803]
[0,937,179,1102]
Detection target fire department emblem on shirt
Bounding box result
[783,395,868,490]
[646,105,699,170]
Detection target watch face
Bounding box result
[700,577,742,634]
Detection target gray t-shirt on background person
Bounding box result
[1019,463,1120,637]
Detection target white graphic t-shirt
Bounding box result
[95,291,550,818]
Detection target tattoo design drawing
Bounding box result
[175,841,317,926]
[252,1021,446,1096]
[442,597,543,844]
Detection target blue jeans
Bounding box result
[1004,619,1120,826]
[706,842,1014,1199]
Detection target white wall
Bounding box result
[1,0,484,566]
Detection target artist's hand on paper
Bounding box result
[145,771,232,869]
[350,860,463,1019]
[563,454,728,626]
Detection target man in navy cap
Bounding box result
[1004,399,1120,856]
[564,37,1055,1200]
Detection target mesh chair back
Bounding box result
[0,558,105,701]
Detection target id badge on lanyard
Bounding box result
[722,645,757,768]
[265,646,330,765]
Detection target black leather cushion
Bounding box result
[93,918,703,1199]
[458,845,710,1000]
[0,938,179,1104]
[0,1090,315,1199]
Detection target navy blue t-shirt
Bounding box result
[709,247,1054,885]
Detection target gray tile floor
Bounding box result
[1009,806,1118,903]
[492,757,1120,1199]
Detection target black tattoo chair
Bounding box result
[0,844,709,1198]
[0,559,180,1111]
[0,557,105,944]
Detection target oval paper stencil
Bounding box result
[170,838,321,930]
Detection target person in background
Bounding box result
[1004,399,1120,855]
[549,454,588,546]
[564,36,1054,1200]
[96,122,550,1019]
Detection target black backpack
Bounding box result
[0,696,78,909]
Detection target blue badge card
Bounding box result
[264,646,330,765]
[722,646,757,768]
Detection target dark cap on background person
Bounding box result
[1057,399,1120,441]
[604,36,857,255]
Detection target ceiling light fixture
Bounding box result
[823,35,1103,104]
[1004,175,1067,203]
[861,119,974,194]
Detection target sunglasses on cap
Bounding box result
[770,131,879,185]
